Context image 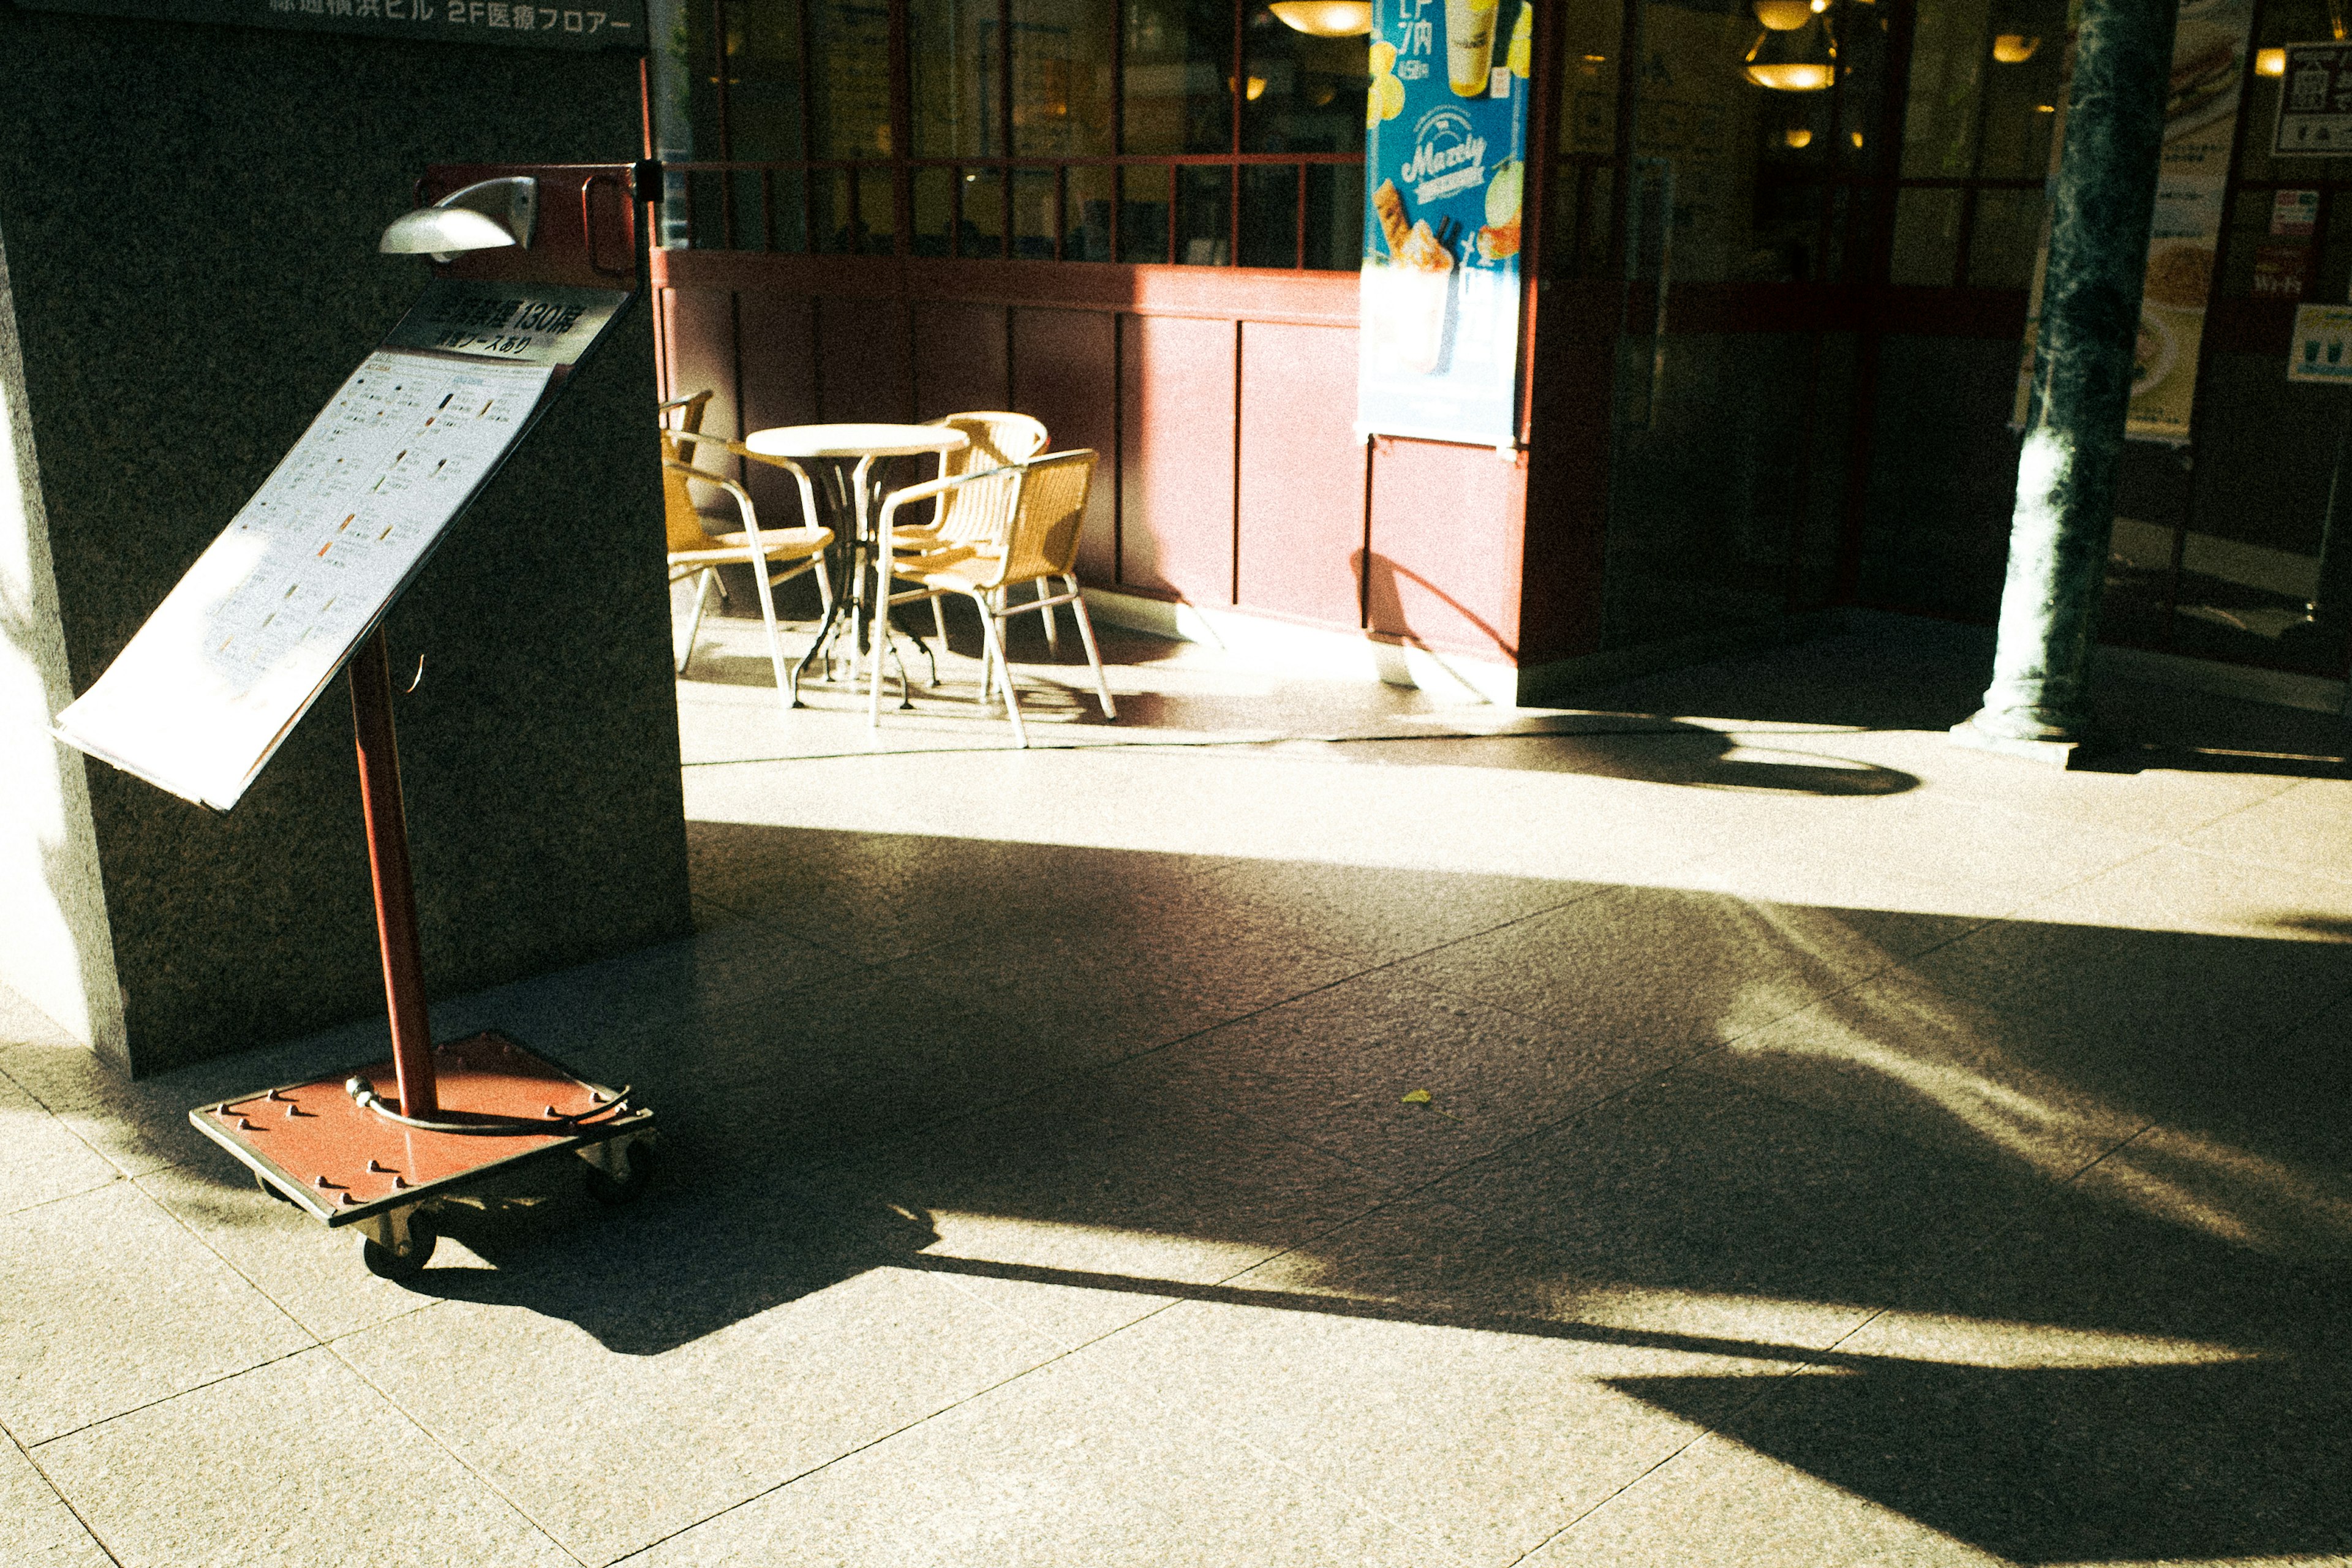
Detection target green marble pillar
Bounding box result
[1957,0,2180,764]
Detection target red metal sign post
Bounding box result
[349,630,439,1120]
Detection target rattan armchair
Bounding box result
[869,448,1114,746]
[660,391,833,709]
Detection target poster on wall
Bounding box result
[1357,0,1532,448]
[2014,0,2253,443]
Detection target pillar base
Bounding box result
[1949,716,2084,769]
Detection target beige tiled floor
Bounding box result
[4,609,2350,1566]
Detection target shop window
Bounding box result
[1015,0,1118,156]
[1123,0,1234,154]
[912,0,999,157]
[812,0,894,157]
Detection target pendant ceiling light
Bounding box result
[1746,7,1834,91]
[1752,0,1815,29]
[1992,33,2041,62]
[1269,0,1373,36]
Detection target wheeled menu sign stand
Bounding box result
[54,163,662,1278]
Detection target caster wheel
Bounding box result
[584,1139,656,1206]
[256,1171,295,1205]
[360,1212,437,1281]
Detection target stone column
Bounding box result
[1955,0,2180,765]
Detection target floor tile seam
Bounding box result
[320,1338,596,1568]
[915,1282,1487,1568]
[1497,1319,1896,1568]
[1674,908,2004,1061]
[787,956,1404,1184]
[1874,787,2181,859]
[0,1171,126,1221]
[8,1425,127,1568]
[1494,1425,1744,1568]
[1212,1046,1711,1269]
[1661,1036,2159,1201]
[1319,887,1649,1001]
[23,1340,325,1453]
[590,1315,1207,1568]
[123,1161,334,1351]
[2162,831,2352,892]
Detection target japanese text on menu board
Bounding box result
[1356,0,1532,448]
[14,0,643,51]
[50,354,552,811]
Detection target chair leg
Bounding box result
[1038,578,1060,655]
[1069,585,1117,720]
[973,593,1027,747]
[867,594,889,731]
[676,567,717,674]
[930,593,948,656]
[750,554,795,717]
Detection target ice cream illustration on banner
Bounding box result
[1374,176,1458,374]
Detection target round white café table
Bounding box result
[739,423,971,702]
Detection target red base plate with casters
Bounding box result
[187,1030,656,1279]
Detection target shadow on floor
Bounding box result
[1616,1357,2352,1565]
[146,810,2340,1568]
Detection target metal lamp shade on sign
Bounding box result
[379,176,540,262]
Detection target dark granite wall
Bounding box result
[0,7,692,1075]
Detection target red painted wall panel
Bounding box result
[815,298,913,423]
[1118,314,1235,603]
[1235,321,1365,628]
[1011,307,1118,585]
[660,287,740,442]
[1366,439,1528,663]
[913,302,1010,420]
[734,292,819,523]
[1517,280,1614,663]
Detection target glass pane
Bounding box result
[912,165,957,255]
[769,167,811,251]
[808,167,851,252]
[1238,163,1298,266]
[2163,353,2345,674]
[913,0,1000,157]
[962,167,1008,255]
[1555,0,1618,156]
[1303,160,1362,270]
[1898,0,2065,180]
[811,0,894,159]
[1898,0,1988,178]
[1239,9,1367,157]
[1120,163,1175,260]
[1973,10,2064,180]
[686,168,733,248]
[646,0,706,245]
[724,0,807,161]
[1176,165,1232,263]
[1066,163,1117,258]
[1966,187,2044,288]
[1124,0,1233,154]
[1013,0,1117,156]
[1888,186,1962,286]
[856,166,896,252]
[731,168,772,249]
[1012,167,1059,256]
[1605,334,1822,644]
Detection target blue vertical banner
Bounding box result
[1357,0,1532,447]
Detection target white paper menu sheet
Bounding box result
[53,350,554,812]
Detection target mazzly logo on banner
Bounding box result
[1357,0,1531,449]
